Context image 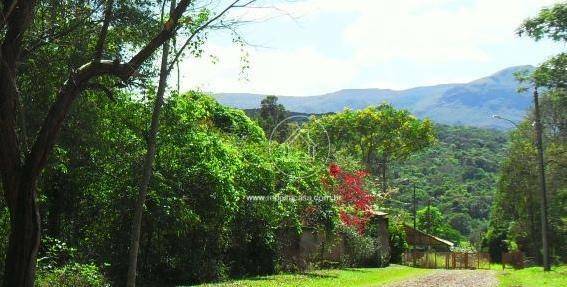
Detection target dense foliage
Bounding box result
[307,105,436,193]
[389,124,508,247]
[36,263,109,287]
[254,99,510,250]
[0,92,341,285]
[486,2,566,264]
[387,218,409,264]
[0,90,444,285]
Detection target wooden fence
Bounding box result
[401,251,490,269]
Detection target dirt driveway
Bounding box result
[385,269,499,287]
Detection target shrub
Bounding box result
[388,220,408,264]
[36,263,109,287]
[483,227,509,262]
[339,225,376,267]
[37,237,77,271]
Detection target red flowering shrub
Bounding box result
[327,163,375,234]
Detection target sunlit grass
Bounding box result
[497,265,567,287]
[194,265,432,287]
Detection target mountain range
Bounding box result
[214,65,534,129]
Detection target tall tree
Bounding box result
[125,1,175,286]
[258,95,290,142]
[0,2,191,285]
[309,104,436,194]
[0,0,258,285]
[516,2,566,271]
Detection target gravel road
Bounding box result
[385,270,499,287]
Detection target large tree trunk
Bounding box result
[126,1,175,286]
[1,2,39,284]
[2,178,41,287]
[0,1,198,285]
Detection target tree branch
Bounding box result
[129,0,191,69]
[23,0,192,180]
[0,0,18,31]
[93,0,114,61]
[166,0,256,74]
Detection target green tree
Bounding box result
[388,218,408,263]
[487,2,567,266]
[257,96,290,142]
[417,206,444,235]
[417,206,463,243]
[309,104,436,194]
[0,1,260,285]
[19,91,338,285]
[517,3,567,42]
[0,1,187,284]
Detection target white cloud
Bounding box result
[339,0,558,64]
[177,0,563,96]
[179,44,358,96]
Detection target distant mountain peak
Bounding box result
[469,65,534,86]
[214,66,533,130]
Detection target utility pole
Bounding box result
[426,199,431,234]
[413,184,417,230]
[533,88,551,271]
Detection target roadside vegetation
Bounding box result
[485,2,566,265]
[497,265,567,287]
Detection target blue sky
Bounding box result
[179,0,565,96]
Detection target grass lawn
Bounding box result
[497,265,567,287]
[196,265,432,287]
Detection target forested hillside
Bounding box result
[390,125,509,246]
[215,66,533,129]
[246,99,509,247]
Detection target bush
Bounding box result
[388,220,408,264]
[483,227,509,262]
[339,225,376,267]
[37,237,77,270]
[36,263,109,287]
